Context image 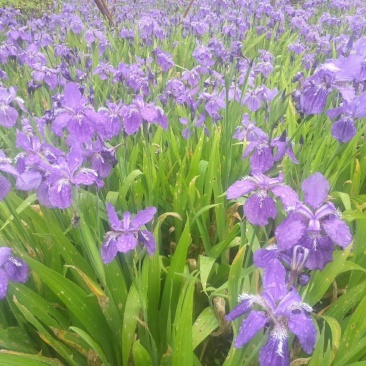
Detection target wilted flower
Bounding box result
[101,203,157,263]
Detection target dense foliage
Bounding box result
[0,0,365,365]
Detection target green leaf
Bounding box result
[336,292,366,360]
[322,315,341,363]
[0,327,37,354]
[118,169,143,203]
[12,296,82,366]
[132,340,153,366]
[172,276,196,366]
[228,245,247,310]
[199,255,216,294]
[122,283,141,366]
[24,256,114,362]
[69,327,109,366]
[0,352,63,366]
[192,307,219,350]
[326,280,366,319]
[304,247,351,306]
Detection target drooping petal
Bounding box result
[271,184,299,210]
[322,217,352,248]
[0,270,9,300]
[275,288,302,317]
[106,203,122,231]
[48,180,72,209]
[16,170,43,191]
[67,144,84,174]
[123,108,143,135]
[140,106,158,122]
[101,232,119,264]
[263,258,287,302]
[4,257,29,283]
[244,194,277,226]
[301,172,330,209]
[301,85,328,115]
[138,230,156,255]
[254,246,279,268]
[62,82,84,111]
[275,213,307,251]
[250,145,274,174]
[116,233,137,253]
[0,106,18,128]
[331,118,357,143]
[259,335,290,366]
[131,207,157,228]
[37,182,54,208]
[288,312,317,354]
[227,178,257,199]
[302,235,334,270]
[235,311,268,348]
[226,295,253,321]
[0,175,11,201]
[0,247,11,267]
[68,117,94,142]
[73,168,98,185]
[52,112,72,136]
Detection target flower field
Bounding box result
[0,0,366,365]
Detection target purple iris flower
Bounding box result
[239,127,298,175]
[52,82,102,143]
[154,47,174,72]
[275,173,352,270]
[294,69,335,116]
[0,150,18,200]
[199,92,226,118]
[181,68,200,87]
[69,15,84,34]
[119,28,134,42]
[254,245,311,288]
[192,45,215,70]
[327,91,366,143]
[226,259,316,366]
[20,43,47,67]
[255,61,274,78]
[81,137,118,179]
[121,95,168,135]
[101,203,157,263]
[93,62,114,81]
[0,87,25,128]
[179,113,207,139]
[138,16,165,46]
[112,62,149,95]
[96,101,123,139]
[38,145,102,209]
[0,247,29,299]
[227,174,298,226]
[233,114,266,142]
[31,64,59,90]
[243,86,278,112]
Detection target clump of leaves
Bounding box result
[0,0,53,17]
